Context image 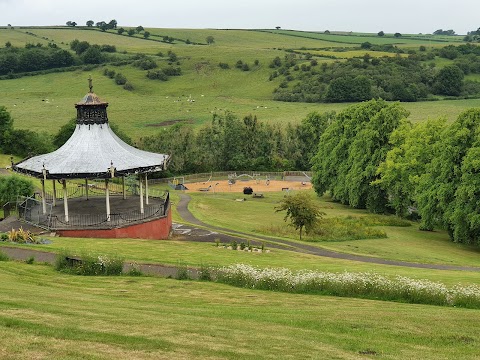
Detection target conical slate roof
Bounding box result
[13,85,169,179]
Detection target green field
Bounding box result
[0,27,479,140]
[1,261,479,359]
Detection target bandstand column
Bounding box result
[105,179,111,221]
[41,179,47,214]
[62,179,69,222]
[145,173,149,205]
[52,180,56,207]
[85,179,89,200]
[139,174,144,214]
[122,176,126,200]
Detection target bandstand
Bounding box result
[12,79,171,239]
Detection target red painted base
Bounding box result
[58,209,172,240]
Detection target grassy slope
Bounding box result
[0,27,479,140]
[0,262,479,359]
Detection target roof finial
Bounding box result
[88,75,93,93]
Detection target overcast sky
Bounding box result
[0,0,478,35]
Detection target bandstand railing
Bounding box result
[14,191,170,231]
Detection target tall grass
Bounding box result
[213,264,480,309]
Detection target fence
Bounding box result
[150,171,313,185]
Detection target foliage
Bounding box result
[433,65,464,96]
[275,192,324,240]
[206,36,215,44]
[139,112,312,173]
[4,227,39,244]
[213,264,480,308]
[416,109,480,237]
[55,251,124,276]
[312,99,408,212]
[376,118,446,217]
[0,176,34,205]
[0,106,13,152]
[0,44,75,75]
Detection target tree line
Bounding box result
[3,99,480,245]
[0,39,119,76]
[312,99,480,245]
[272,44,480,103]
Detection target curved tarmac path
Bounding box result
[177,194,480,272]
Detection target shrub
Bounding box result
[241,63,250,71]
[55,252,124,276]
[123,82,134,91]
[176,263,190,280]
[218,62,230,69]
[198,265,212,281]
[146,70,168,81]
[114,73,127,85]
[25,256,35,264]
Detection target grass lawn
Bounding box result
[0,261,479,359]
[186,191,480,268]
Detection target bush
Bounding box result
[146,70,168,81]
[176,263,190,280]
[198,265,212,281]
[134,57,157,70]
[114,73,127,85]
[218,62,230,69]
[123,82,134,91]
[25,256,35,264]
[55,251,124,276]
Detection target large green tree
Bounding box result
[0,175,34,206]
[416,108,480,236]
[312,99,409,212]
[0,106,13,152]
[433,65,464,96]
[375,118,446,217]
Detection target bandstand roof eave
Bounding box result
[12,124,169,180]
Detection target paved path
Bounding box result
[176,194,480,272]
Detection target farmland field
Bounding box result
[0,27,479,140]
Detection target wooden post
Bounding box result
[52,180,56,207]
[105,179,111,222]
[139,174,144,214]
[145,173,149,205]
[41,179,47,214]
[63,179,69,222]
[85,178,89,200]
[122,176,126,200]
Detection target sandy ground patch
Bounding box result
[184,179,312,193]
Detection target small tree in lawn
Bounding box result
[275,192,324,241]
[206,36,215,44]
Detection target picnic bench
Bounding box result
[253,193,264,198]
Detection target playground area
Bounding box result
[183,179,312,193]
[165,172,313,193]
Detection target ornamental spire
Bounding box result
[88,75,93,93]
